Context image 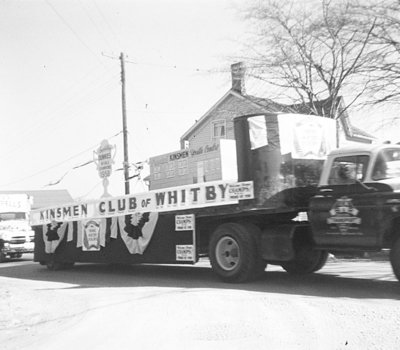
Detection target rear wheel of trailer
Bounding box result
[209,222,266,283]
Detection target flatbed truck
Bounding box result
[30,113,400,282]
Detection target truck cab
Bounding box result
[318,143,400,189]
[309,143,400,279]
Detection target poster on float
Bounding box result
[30,180,254,226]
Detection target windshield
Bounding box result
[328,155,369,185]
[372,149,400,180]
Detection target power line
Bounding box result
[44,159,95,187]
[42,76,120,133]
[0,131,122,188]
[92,0,124,50]
[2,66,118,147]
[126,108,192,115]
[45,0,105,68]
[76,179,103,200]
[77,0,114,52]
[124,58,210,73]
[0,73,120,164]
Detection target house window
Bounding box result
[212,120,226,139]
[166,162,175,178]
[204,158,220,174]
[153,165,161,180]
[178,159,188,175]
[204,159,210,174]
[183,140,190,149]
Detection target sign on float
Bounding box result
[30,180,254,226]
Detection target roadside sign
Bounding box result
[94,140,116,179]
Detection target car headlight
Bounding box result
[0,231,11,242]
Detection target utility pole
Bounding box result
[120,52,130,195]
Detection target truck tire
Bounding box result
[390,237,400,282]
[63,262,75,269]
[46,261,74,270]
[281,248,328,275]
[46,261,63,271]
[209,222,265,283]
[0,249,6,263]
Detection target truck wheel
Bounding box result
[46,261,74,270]
[281,248,328,275]
[46,261,63,271]
[209,222,265,283]
[390,237,400,281]
[0,249,6,263]
[63,262,75,269]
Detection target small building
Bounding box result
[0,189,74,210]
[149,62,374,190]
[149,139,237,190]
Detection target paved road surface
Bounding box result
[0,255,399,350]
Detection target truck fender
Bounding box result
[260,223,311,261]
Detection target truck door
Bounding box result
[310,154,384,249]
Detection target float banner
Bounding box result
[278,114,336,159]
[30,180,254,226]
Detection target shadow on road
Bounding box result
[0,260,399,300]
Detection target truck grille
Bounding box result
[10,237,26,244]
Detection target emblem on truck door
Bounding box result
[327,196,362,234]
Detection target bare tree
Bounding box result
[240,0,378,118]
[350,0,400,104]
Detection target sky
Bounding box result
[1,0,399,202]
[0,0,247,200]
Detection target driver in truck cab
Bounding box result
[336,164,356,184]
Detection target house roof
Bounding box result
[180,90,236,143]
[0,189,74,209]
[180,89,283,142]
[180,90,375,144]
[287,98,335,116]
[351,126,375,139]
[244,95,297,113]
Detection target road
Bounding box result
[0,255,399,350]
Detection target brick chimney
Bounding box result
[231,62,245,94]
